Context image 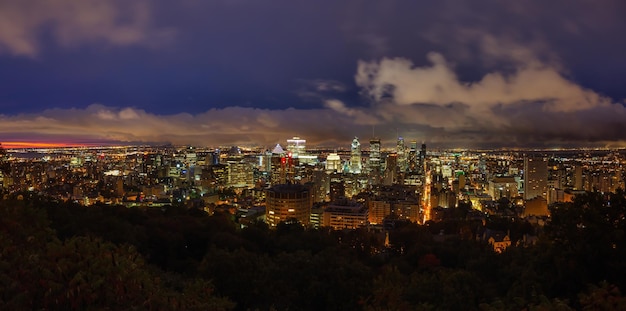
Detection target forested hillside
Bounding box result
[2,191,626,310]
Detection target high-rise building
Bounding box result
[419,143,426,173]
[212,164,229,186]
[326,153,342,172]
[350,137,362,174]
[396,137,407,173]
[369,138,381,185]
[524,155,548,200]
[265,183,312,227]
[259,150,273,172]
[228,161,254,188]
[407,141,416,172]
[269,144,289,185]
[369,138,381,173]
[286,136,306,158]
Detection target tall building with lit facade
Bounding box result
[228,161,254,188]
[369,138,381,185]
[200,163,227,193]
[286,136,316,165]
[396,137,407,173]
[369,138,381,172]
[265,183,312,227]
[326,153,342,172]
[419,143,426,173]
[350,137,362,174]
[524,155,548,200]
[286,136,306,158]
[408,141,418,172]
[269,144,296,185]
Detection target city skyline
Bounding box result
[1,0,625,148]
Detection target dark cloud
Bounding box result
[0,0,173,56]
[0,0,624,148]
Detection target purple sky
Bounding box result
[1,0,625,148]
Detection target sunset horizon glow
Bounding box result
[0,141,105,149]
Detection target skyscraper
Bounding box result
[326,153,342,172]
[350,137,362,174]
[419,143,427,174]
[524,155,548,200]
[369,138,381,173]
[396,137,407,173]
[286,136,306,158]
[227,161,254,188]
[408,141,418,172]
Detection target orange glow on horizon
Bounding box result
[0,142,95,149]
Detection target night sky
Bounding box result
[1,0,625,148]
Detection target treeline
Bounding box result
[2,191,626,310]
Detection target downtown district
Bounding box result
[1,137,623,252]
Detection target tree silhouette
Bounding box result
[0,200,234,310]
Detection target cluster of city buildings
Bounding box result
[1,140,624,238]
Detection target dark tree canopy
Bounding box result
[2,191,626,310]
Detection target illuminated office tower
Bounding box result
[350,137,362,174]
[270,144,287,185]
[259,150,273,172]
[286,136,306,158]
[326,153,342,172]
[419,143,426,172]
[524,155,548,200]
[369,138,381,185]
[265,183,312,227]
[408,141,418,172]
[396,137,407,173]
[369,139,381,169]
[206,164,228,188]
[228,161,253,188]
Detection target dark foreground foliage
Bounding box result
[2,190,626,310]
